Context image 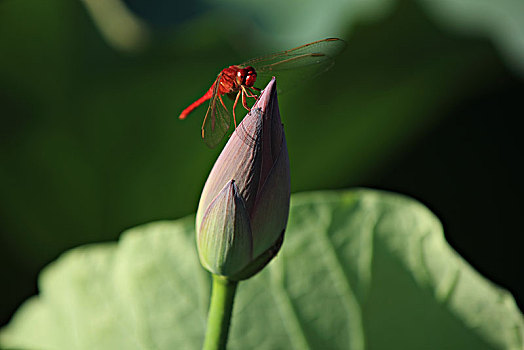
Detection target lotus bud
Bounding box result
[196,77,290,280]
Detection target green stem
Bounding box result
[203,275,238,350]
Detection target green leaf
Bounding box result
[216,0,524,76]
[80,0,150,52]
[419,0,524,76]
[1,189,522,350]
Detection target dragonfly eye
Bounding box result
[236,69,247,85]
[243,66,257,87]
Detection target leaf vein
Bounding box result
[319,206,366,350]
[269,258,313,350]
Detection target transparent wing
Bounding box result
[201,74,231,148]
[241,38,347,93]
[242,38,346,72]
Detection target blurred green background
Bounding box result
[1,0,523,327]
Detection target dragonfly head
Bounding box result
[237,66,257,87]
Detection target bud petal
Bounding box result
[195,78,290,280]
[250,136,290,257]
[197,180,253,276]
[195,113,263,236]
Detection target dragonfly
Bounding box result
[178,38,346,148]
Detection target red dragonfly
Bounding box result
[178,38,346,148]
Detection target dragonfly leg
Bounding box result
[241,86,258,110]
[244,87,258,99]
[219,94,229,112]
[241,89,248,110]
[219,94,230,128]
[232,91,241,128]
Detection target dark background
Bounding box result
[1,0,522,327]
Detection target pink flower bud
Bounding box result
[196,78,290,280]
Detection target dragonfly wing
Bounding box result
[241,38,346,72]
[202,74,231,148]
[241,38,346,93]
